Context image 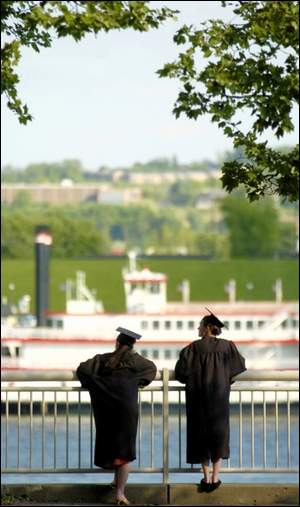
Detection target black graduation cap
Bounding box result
[116,327,142,340]
[204,307,227,329]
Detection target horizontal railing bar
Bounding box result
[1,386,163,392]
[1,369,299,382]
[3,467,165,474]
[3,467,298,474]
[168,467,300,473]
[2,385,299,392]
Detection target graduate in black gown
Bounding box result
[76,327,157,505]
[175,310,246,492]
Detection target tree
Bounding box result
[1,164,21,182]
[24,159,84,182]
[221,194,280,257]
[277,221,298,257]
[192,232,230,259]
[12,190,33,207]
[49,216,110,257]
[1,206,111,258]
[168,180,203,206]
[158,1,299,202]
[1,209,35,258]
[1,1,176,123]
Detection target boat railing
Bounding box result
[1,369,299,483]
[263,311,289,331]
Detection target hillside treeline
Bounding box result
[1,195,298,259]
[1,157,218,183]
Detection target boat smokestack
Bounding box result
[35,225,52,327]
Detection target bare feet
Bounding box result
[116,495,130,505]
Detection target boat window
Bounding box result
[56,320,63,329]
[153,321,159,329]
[152,349,159,359]
[1,346,11,357]
[281,320,288,329]
[176,321,183,329]
[141,321,148,329]
[223,321,229,329]
[150,283,160,294]
[188,321,194,329]
[258,320,265,328]
[141,349,148,358]
[246,321,254,329]
[15,347,20,357]
[164,350,172,359]
[234,321,241,329]
[292,319,298,328]
[165,321,171,329]
[46,318,53,327]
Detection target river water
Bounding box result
[2,404,298,484]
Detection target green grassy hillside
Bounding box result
[1,258,298,313]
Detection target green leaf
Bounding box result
[158,0,299,201]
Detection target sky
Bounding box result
[1,1,298,171]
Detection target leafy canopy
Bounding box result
[1,0,176,123]
[158,1,299,202]
[221,193,281,257]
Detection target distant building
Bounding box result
[83,169,221,184]
[1,183,142,205]
[127,170,221,185]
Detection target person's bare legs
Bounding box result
[212,458,222,483]
[110,469,117,487]
[201,460,210,483]
[115,463,130,502]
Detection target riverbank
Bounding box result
[2,258,298,312]
[1,483,299,505]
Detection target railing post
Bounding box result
[162,368,169,485]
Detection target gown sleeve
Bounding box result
[228,341,247,383]
[135,356,157,387]
[174,345,194,384]
[76,355,102,388]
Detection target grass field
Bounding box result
[1,258,298,313]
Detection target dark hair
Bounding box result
[201,317,221,336]
[209,324,222,336]
[105,333,135,370]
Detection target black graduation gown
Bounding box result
[76,350,157,468]
[175,336,246,464]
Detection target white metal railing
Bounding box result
[1,370,299,484]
